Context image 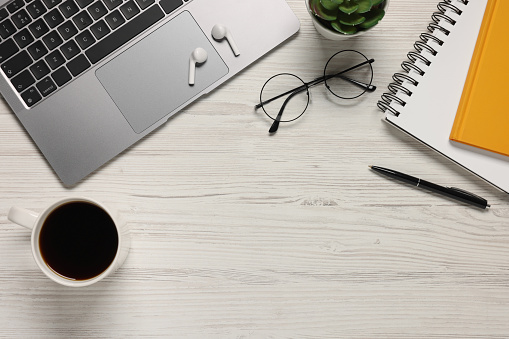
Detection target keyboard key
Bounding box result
[42,30,62,49]
[75,29,95,48]
[60,39,80,59]
[86,5,163,64]
[0,9,8,21]
[13,28,34,48]
[104,10,124,30]
[57,20,78,39]
[0,19,16,38]
[30,59,50,79]
[42,0,62,9]
[21,86,42,106]
[29,18,49,37]
[120,1,139,20]
[7,0,25,13]
[0,38,19,63]
[26,0,47,19]
[88,1,107,20]
[51,65,71,86]
[67,53,89,76]
[90,19,109,39]
[73,10,92,29]
[44,8,64,28]
[27,40,48,59]
[1,50,32,77]
[59,0,79,18]
[159,0,181,14]
[45,49,65,68]
[11,69,35,92]
[75,0,93,8]
[36,76,57,96]
[12,9,32,28]
[134,0,153,10]
[103,0,122,10]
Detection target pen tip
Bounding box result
[368,165,372,168]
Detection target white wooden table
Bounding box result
[2,0,509,337]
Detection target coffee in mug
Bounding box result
[8,197,130,287]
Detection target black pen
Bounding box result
[369,166,490,209]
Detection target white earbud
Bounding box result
[188,47,208,86]
[211,24,240,57]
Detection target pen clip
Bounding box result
[447,186,485,201]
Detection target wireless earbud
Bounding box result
[211,24,240,57]
[188,47,208,86]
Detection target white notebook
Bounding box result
[377,0,509,193]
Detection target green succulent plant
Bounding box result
[309,0,386,35]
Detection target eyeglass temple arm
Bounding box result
[308,60,376,90]
[256,83,307,109]
[268,88,304,134]
[308,74,375,92]
[255,58,375,109]
[335,75,376,92]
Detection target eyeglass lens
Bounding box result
[260,73,309,123]
[323,50,374,99]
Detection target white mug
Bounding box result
[8,197,130,287]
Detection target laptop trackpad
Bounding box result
[96,11,228,133]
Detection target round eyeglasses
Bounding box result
[255,50,376,133]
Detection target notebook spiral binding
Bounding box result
[377,0,469,117]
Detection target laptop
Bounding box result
[0,0,300,185]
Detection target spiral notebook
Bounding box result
[377,0,509,193]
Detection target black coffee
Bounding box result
[39,201,119,281]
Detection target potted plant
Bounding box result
[306,0,388,39]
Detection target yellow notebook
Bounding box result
[450,0,509,156]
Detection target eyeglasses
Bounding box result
[255,50,376,134]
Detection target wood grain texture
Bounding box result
[1,0,509,337]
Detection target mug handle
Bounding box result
[8,207,39,230]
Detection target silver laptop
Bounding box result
[0,0,299,185]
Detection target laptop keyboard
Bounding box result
[0,0,189,107]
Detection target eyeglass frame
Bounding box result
[255,50,376,133]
